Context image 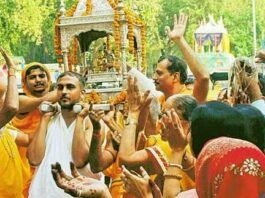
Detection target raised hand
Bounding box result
[127,76,152,114]
[136,131,147,150]
[101,108,122,146]
[102,105,122,132]
[101,106,115,124]
[0,47,16,71]
[165,13,188,41]
[121,166,151,198]
[89,108,105,132]
[161,109,188,152]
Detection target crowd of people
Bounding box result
[0,13,265,198]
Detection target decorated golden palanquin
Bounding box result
[54,0,146,103]
[54,0,146,79]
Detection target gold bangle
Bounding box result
[163,172,182,180]
[168,163,183,169]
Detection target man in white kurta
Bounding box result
[27,72,102,198]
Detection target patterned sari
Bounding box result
[196,137,265,198]
[146,135,195,191]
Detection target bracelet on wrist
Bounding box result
[163,172,182,180]
[168,163,183,169]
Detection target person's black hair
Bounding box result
[234,104,265,151]
[185,77,195,86]
[56,71,86,88]
[191,101,247,157]
[158,55,187,84]
[25,65,48,77]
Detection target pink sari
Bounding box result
[195,137,265,198]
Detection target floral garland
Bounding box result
[129,11,146,68]
[54,0,146,69]
[109,90,127,105]
[54,0,94,66]
[67,37,79,71]
[107,0,121,69]
[106,0,146,69]
[54,1,79,64]
[54,13,63,63]
[113,10,121,69]
[84,90,102,104]
[84,0,93,16]
[66,0,79,17]
[83,90,128,105]
[139,20,146,69]
[124,8,135,54]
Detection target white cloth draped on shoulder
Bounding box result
[29,113,102,198]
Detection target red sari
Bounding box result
[195,137,265,198]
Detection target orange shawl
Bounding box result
[12,62,51,197]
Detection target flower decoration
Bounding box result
[67,37,79,71]
[54,13,63,63]
[107,0,146,70]
[84,0,93,16]
[109,90,127,105]
[242,158,260,176]
[84,90,102,104]
[66,0,79,17]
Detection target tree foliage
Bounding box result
[157,0,265,57]
[0,0,264,67]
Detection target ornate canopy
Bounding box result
[194,15,230,53]
[54,0,146,80]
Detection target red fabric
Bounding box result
[195,137,265,198]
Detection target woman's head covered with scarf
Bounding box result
[196,137,265,198]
